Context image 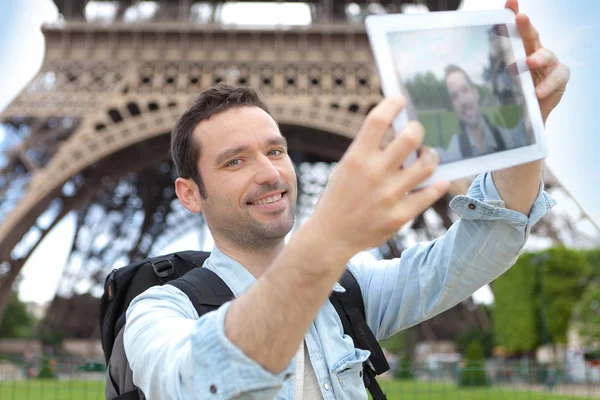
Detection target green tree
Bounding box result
[539,247,590,343]
[456,328,495,358]
[37,354,57,379]
[492,247,592,354]
[458,340,489,387]
[394,354,414,380]
[574,284,600,347]
[492,252,538,353]
[0,291,36,338]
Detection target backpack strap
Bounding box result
[167,267,234,316]
[483,114,507,151]
[329,270,389,400]
[458,120,472,158]
[113,391,140,400]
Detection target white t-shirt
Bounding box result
[294,340,323,399]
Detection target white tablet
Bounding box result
[366,9,547,188]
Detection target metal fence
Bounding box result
[0,355,599,399]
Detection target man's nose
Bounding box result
[254,155,280,185]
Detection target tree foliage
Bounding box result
[458,340,489,387]
[456,327,495,358]
[0,291,36,338]
[492,247,594,354]
[541,248,591,343]
[574,284,600,347]
[492,252,538,353]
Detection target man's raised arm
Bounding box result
[224,97,450,373]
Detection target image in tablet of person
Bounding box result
[388,24,536,165]
[439,63,530,163]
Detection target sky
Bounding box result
[0,0,599,305]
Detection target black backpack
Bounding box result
[100,250,390,400]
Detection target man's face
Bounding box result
[193,106,297,248]
[446,71,481,129]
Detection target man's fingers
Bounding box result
[527,48,559,69]
[394,147,440,192]
[535,63,571,99]
[353,96,407,151]
[516,13,543,55]
[383,121,424,168]
[504,0,519,15]
[394,180,450,222]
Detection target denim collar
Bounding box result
[204,245,346,297]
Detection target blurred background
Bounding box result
[0,0,599,398]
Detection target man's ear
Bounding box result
[175,177,203,214]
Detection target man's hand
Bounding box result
[492,0,570,216]
[311,97,450,261]
[506,0,570,123]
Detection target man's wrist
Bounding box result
[289,217,354,279]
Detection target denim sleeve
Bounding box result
[123,285,294,400]
[348,172,556,340]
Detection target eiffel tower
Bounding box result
[0,0,597,340]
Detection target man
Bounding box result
[485,24,520,105]
[123,1,570,398]
[439,64,530,164]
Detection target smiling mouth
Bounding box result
[248,192,286,206]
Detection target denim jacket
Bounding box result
[124,173,555,399]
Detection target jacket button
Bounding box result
[468,203,476,210]
[210,384,217,394]
[324,382,330,391]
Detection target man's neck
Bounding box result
[212,236,286,278]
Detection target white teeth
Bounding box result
[253,193,282,205]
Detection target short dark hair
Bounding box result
[170,84,272,198]
[444,64,475,88]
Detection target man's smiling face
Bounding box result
[193,106,297,248]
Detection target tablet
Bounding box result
[366,9,547,188]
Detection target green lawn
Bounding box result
[0,378,597,399]
[0,379,104,400]
[418,105,523,149]
[377,379,599,399]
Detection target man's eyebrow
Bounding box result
[268,136,288,148]
[213,137,287,166]
[214,145,249,166]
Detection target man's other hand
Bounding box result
[506,0,570,123]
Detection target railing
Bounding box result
[1,355,599,399]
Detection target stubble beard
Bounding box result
[205,198,297,251]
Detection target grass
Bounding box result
[0,379,104,400]
[418,105,523,148]
[0,378,597,399]
[377,379,598,399]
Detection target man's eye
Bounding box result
[226,159,242,167]
[268,149,283,156]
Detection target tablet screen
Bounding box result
[387,24,536,164]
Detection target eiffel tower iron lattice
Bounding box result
[0,0,597,335]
